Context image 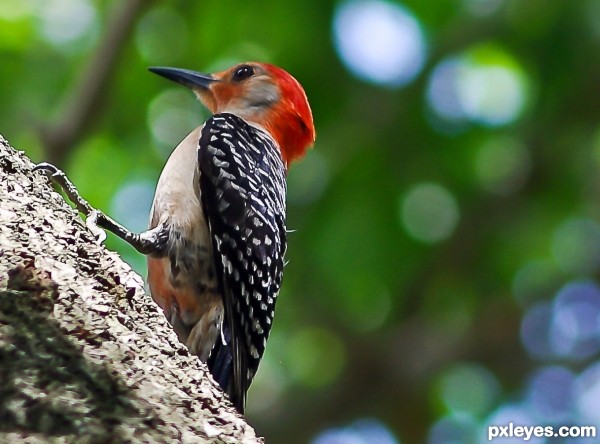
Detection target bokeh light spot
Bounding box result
[521,281,600,362]
[333,0,426,87]
[312,418,399,444]
[550,281,600,360]
[481,405,543,443]
[35,0,97,46]
[287,327,345,387]
[147,89,206,157]
[400,183,460,243]
[575,362,600,423]
[427,59,467,124]
[110,179,155,274]
[110,179,155,234]
[458,64,524,126]
[526,366,575,423]
[437,363,500,418]
[427,414,478,444]
[427,45,528,128]
[551,218,600,275]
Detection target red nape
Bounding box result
[263,64,316,166]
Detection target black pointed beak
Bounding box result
[148,66,216,89]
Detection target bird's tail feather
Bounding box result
[207,325,234,403]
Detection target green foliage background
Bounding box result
[3,1,600,443]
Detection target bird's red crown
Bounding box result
[260,63,316,166]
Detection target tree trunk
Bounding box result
[0,135,262,443]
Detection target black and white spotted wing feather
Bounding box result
[198,113,287,413]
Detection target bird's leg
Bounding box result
[34,162,167,256]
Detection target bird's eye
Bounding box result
[232,65,255,81]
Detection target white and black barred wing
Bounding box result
[198,112,287,412]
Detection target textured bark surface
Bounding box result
[0,136,262,443]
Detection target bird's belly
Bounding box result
[147,236,223,361]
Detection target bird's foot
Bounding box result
[34,162,106,243]
[34,162,168,255]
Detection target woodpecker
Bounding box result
[35,62,315,414]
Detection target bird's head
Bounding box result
[149,62,315,167]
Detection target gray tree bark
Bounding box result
[0,135,262,443]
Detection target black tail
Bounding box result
[207,325,243,412]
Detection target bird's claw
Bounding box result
[34,162,107,243]
[86,211,107,244]
[33,162,60,177]
[33,161,155,253]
